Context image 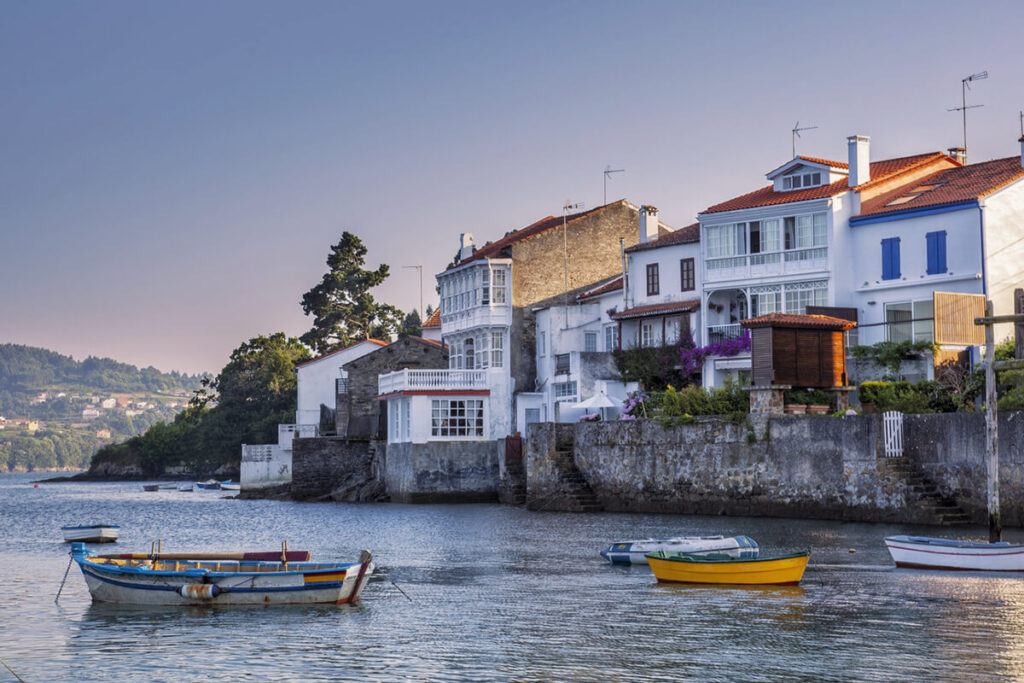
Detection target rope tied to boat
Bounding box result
[0,656,27,683]
[55,551,74,604]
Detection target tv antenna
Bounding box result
[792,122,817,158]
[947,70,988,162]
[603,166,624,205]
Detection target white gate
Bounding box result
[883,410,904,458]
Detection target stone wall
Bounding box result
[384,440,500,503]
[525,412,1024,525]
[290,437,384,502]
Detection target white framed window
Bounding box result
[584,332,598,352]
[886,300,934,343]
[539,331,546,357]
[492,268,507,304]
[431,399,484,438]
[782,172,821,190]
[604,325,618,351]
[490,331,503,367]
[401,399,410,441]
[784,280,828,314]
[553,381,578,402]
[481,268,490,304]
[641,322,654,347]
[449,340,462,369]
[477,333,489,369]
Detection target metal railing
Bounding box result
[336,377,348,394]
[378,368,488,394]
[706,324,744,344]
[706,246,828,280]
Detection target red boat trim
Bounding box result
[340,557,372,604]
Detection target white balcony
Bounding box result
[705,247,828,282]
[378,368,488,395]
[706,324,744,344]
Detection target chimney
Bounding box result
[948,147,967,165]
[1019,137,1024,169]
[847,135,870,187]
[459,233,475,261]
[639,205,659,244]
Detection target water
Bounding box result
[3,472,1024,682]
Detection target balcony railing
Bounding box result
[378,368,488,395]
[706,324,743,345]
[336,377,348,394]
[277,423,319,451]
[705,247,827,281]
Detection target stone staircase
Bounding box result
[500,458,527,506]
[883,458,971,526]
[549,448,603,512]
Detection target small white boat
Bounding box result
[71,544,374,605]
[220,481,240,492]
[62,524,119,543]
[885,535,1024,571]
[177,484,193,492]
[600,535,758,565]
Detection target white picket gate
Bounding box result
[883,410,904,458]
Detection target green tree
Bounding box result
[399,309,422,337]
[300,233,404,353]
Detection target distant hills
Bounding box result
[0,344,206,472]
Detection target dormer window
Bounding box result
[782,172,822,190]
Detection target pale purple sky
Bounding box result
[3,0,1023,374]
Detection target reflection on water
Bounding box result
[5,472,1024,681]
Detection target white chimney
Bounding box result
[639,205,659,244]
[459,233,475,261]
[1019,137,1024,169]
[948,147,966,165]
[847,135,870,187]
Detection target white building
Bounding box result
[294,339,388,426]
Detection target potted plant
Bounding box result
[805,389,831,415]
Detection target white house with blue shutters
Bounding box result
[695,134,1024,387]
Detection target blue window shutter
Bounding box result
[926,232,937,274]
[893,237,901,278]
[882,237,901,280]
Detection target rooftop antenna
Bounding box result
[792,121,818,158]
[563,200,583,327]
[947,70,988,163]
[603,166,624,205]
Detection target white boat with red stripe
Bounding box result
[885,535,1024,571]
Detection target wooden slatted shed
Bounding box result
[741,313,856,388]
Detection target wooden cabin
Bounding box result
[740,313,856,388]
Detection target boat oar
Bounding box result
[55,553,73,604]
[95,550,312,562]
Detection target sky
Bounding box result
[3,0,1024,375]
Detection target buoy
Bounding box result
[849,548,856,553]
[34,484,39,488]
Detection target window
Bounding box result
[782,172,822,190]
[492,269,506,303]
[605,325,618,351]
[750,287,781,316]
[641,322,654,347]
[885,300,933,343]
[706,224,746,258]
[926,231,947,274]
[553,381,578,402]
[555,353,570,374]
[401,399,410,441]
[680,258,695,291]
[882,237,901,280]
[524,408,540,427]
[449,340,462,369]
[784,281,828,314]
[539,332,546,357]
[465,338,475,370]
[646,263,660,295]
[477,333,489,369]
[481,269,490,304]
[584,332,598,352]
[431,399,484,437]
[490,331,504,367]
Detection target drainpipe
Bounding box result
[978,203,988,297]
[620,238,629,309]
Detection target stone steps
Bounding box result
[551,448,602,512]
[883,458,971,526]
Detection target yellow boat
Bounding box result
[646,549,810,585]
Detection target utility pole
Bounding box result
[403,265,423,321]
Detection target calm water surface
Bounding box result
[3,472,1024,682]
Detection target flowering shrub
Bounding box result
[620,391,648,420]
[579,413,600,422]
[678,330,751,375]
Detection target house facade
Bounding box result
[294,339,387,427]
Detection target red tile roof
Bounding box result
[577,276,623,300]
[740,313,855,330]
[422,309,441,328]
[294,339,389,368]
[702,152,949,214]
[625,222,700,253]
[797,156,848,169]
[610,299,700,320]
[859,156,1024,217]
[405,335,446,350]
[450,201,627,269]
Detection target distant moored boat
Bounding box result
[62,524,119,543]
[885,535,1024,572]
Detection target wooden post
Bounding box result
[1016,288,1024,361]
[984,300,1000,542]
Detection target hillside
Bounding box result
[0,344,206,472]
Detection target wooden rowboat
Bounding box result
[884,535,1024,571]
[62,524,119,543]
[600,535,758,565]
[71,543,374,606]
[646,549,810,585]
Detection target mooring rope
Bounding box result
[54,554,73,604]
[0,655,27,683]
[390,580,413,602]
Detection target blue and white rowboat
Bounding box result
[885,535,1024,571]
[71,543,374,605]
[600,535,759,565]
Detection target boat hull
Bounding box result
[646,550,809,585]
[62,525,119,543]
[72,546,373,606]
[885,535,1024,571]
[600,535,758,565]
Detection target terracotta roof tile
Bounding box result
[610,299,700,320]
[797,156,848,169]
[740,312,855,330]
[702,152,948,215]
[421,309,441,328]
[625,222,700,253]
[859,156,1024,217]
[577,276,623,300]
